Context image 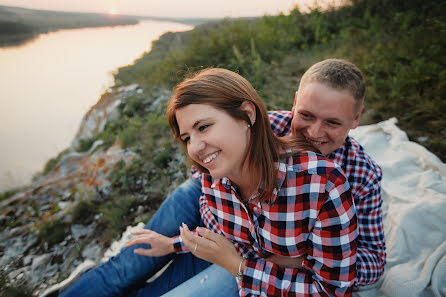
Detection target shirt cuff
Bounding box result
[172,235,188,253]
[239,257,265,296]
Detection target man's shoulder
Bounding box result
[287,150,345,180]
[268,110,293,136]
[339,136,383,189]
[268,110,292,119]
[348,136,381,173]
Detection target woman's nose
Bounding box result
[189,136,205,155]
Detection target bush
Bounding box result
[38,220,68,246]
[42,149,69,175]
[97,195,138,243]
[77,137,95,152]
[71,200,99,225]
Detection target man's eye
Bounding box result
[327,121,340,127]
[299,113,312,120]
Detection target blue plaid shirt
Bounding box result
[268,110,386,285]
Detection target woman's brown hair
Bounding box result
[167,68,316,201]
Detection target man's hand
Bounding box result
[125,229,174,257]
[266,254,306,269]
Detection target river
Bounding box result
[0,20,193,192]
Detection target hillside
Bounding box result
[0,0,445,295]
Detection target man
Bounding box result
[59,59,385,296]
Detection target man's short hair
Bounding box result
[299,59,365,109]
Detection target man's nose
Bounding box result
[307,122,323,138]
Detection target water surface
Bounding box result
[0,20,192,191]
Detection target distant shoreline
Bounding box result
[0,5,215,48]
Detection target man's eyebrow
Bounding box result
[179,117,212,138]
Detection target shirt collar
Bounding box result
[209,159,288,205]
[326,135,355,169]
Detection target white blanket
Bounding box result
[350,118,446,297]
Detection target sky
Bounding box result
[0,0,344,18]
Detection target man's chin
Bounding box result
[315,145,332,156]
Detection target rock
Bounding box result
[31,253,59,284]
[70,223,96,241]
[417,136,429,143]
[58,201,71,210]
[0,236,31,266]
[23,254,34,266]
[81,242,103,262]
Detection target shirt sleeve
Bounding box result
[354,179,386,285]
[239,169,358,297]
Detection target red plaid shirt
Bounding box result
[268,110,386,285]
[174,152,358,296]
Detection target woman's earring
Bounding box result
[247,124,251,128]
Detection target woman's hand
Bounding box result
[180,223,242,276]
[266,254,306,269]
[125,229,174,257]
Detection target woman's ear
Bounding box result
[240,101,256,125]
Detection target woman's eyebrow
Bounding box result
[179,117,212,138]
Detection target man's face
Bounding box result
[291,82,363,155]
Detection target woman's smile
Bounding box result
[202,151,220,165]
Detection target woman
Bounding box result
[127,68,358,296]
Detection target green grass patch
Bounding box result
[37,220,68,246]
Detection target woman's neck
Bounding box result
[229,163,261,202]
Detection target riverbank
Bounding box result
[0,5,138,47]
[0,5,218,48]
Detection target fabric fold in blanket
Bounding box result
[351,118,446,297]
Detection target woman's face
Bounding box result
[176,103,251,181]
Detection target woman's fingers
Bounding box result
[197,227,225,243]
[180,223,215,254]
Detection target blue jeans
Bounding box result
[160,264,239,297]
[59,178,237,297]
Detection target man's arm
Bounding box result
[354,184,386,285]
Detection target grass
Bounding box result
[37,220,68,246]
[0,188,19,202]
[112,0,445,161]
[0,271,32,297]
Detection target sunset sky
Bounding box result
[0,0,344,18]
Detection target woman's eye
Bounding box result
[182,136,190,144]
[198,124,211,131]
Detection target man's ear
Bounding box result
[291,91,299,114]
[240,101,256,125]
[351,105,364,129]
